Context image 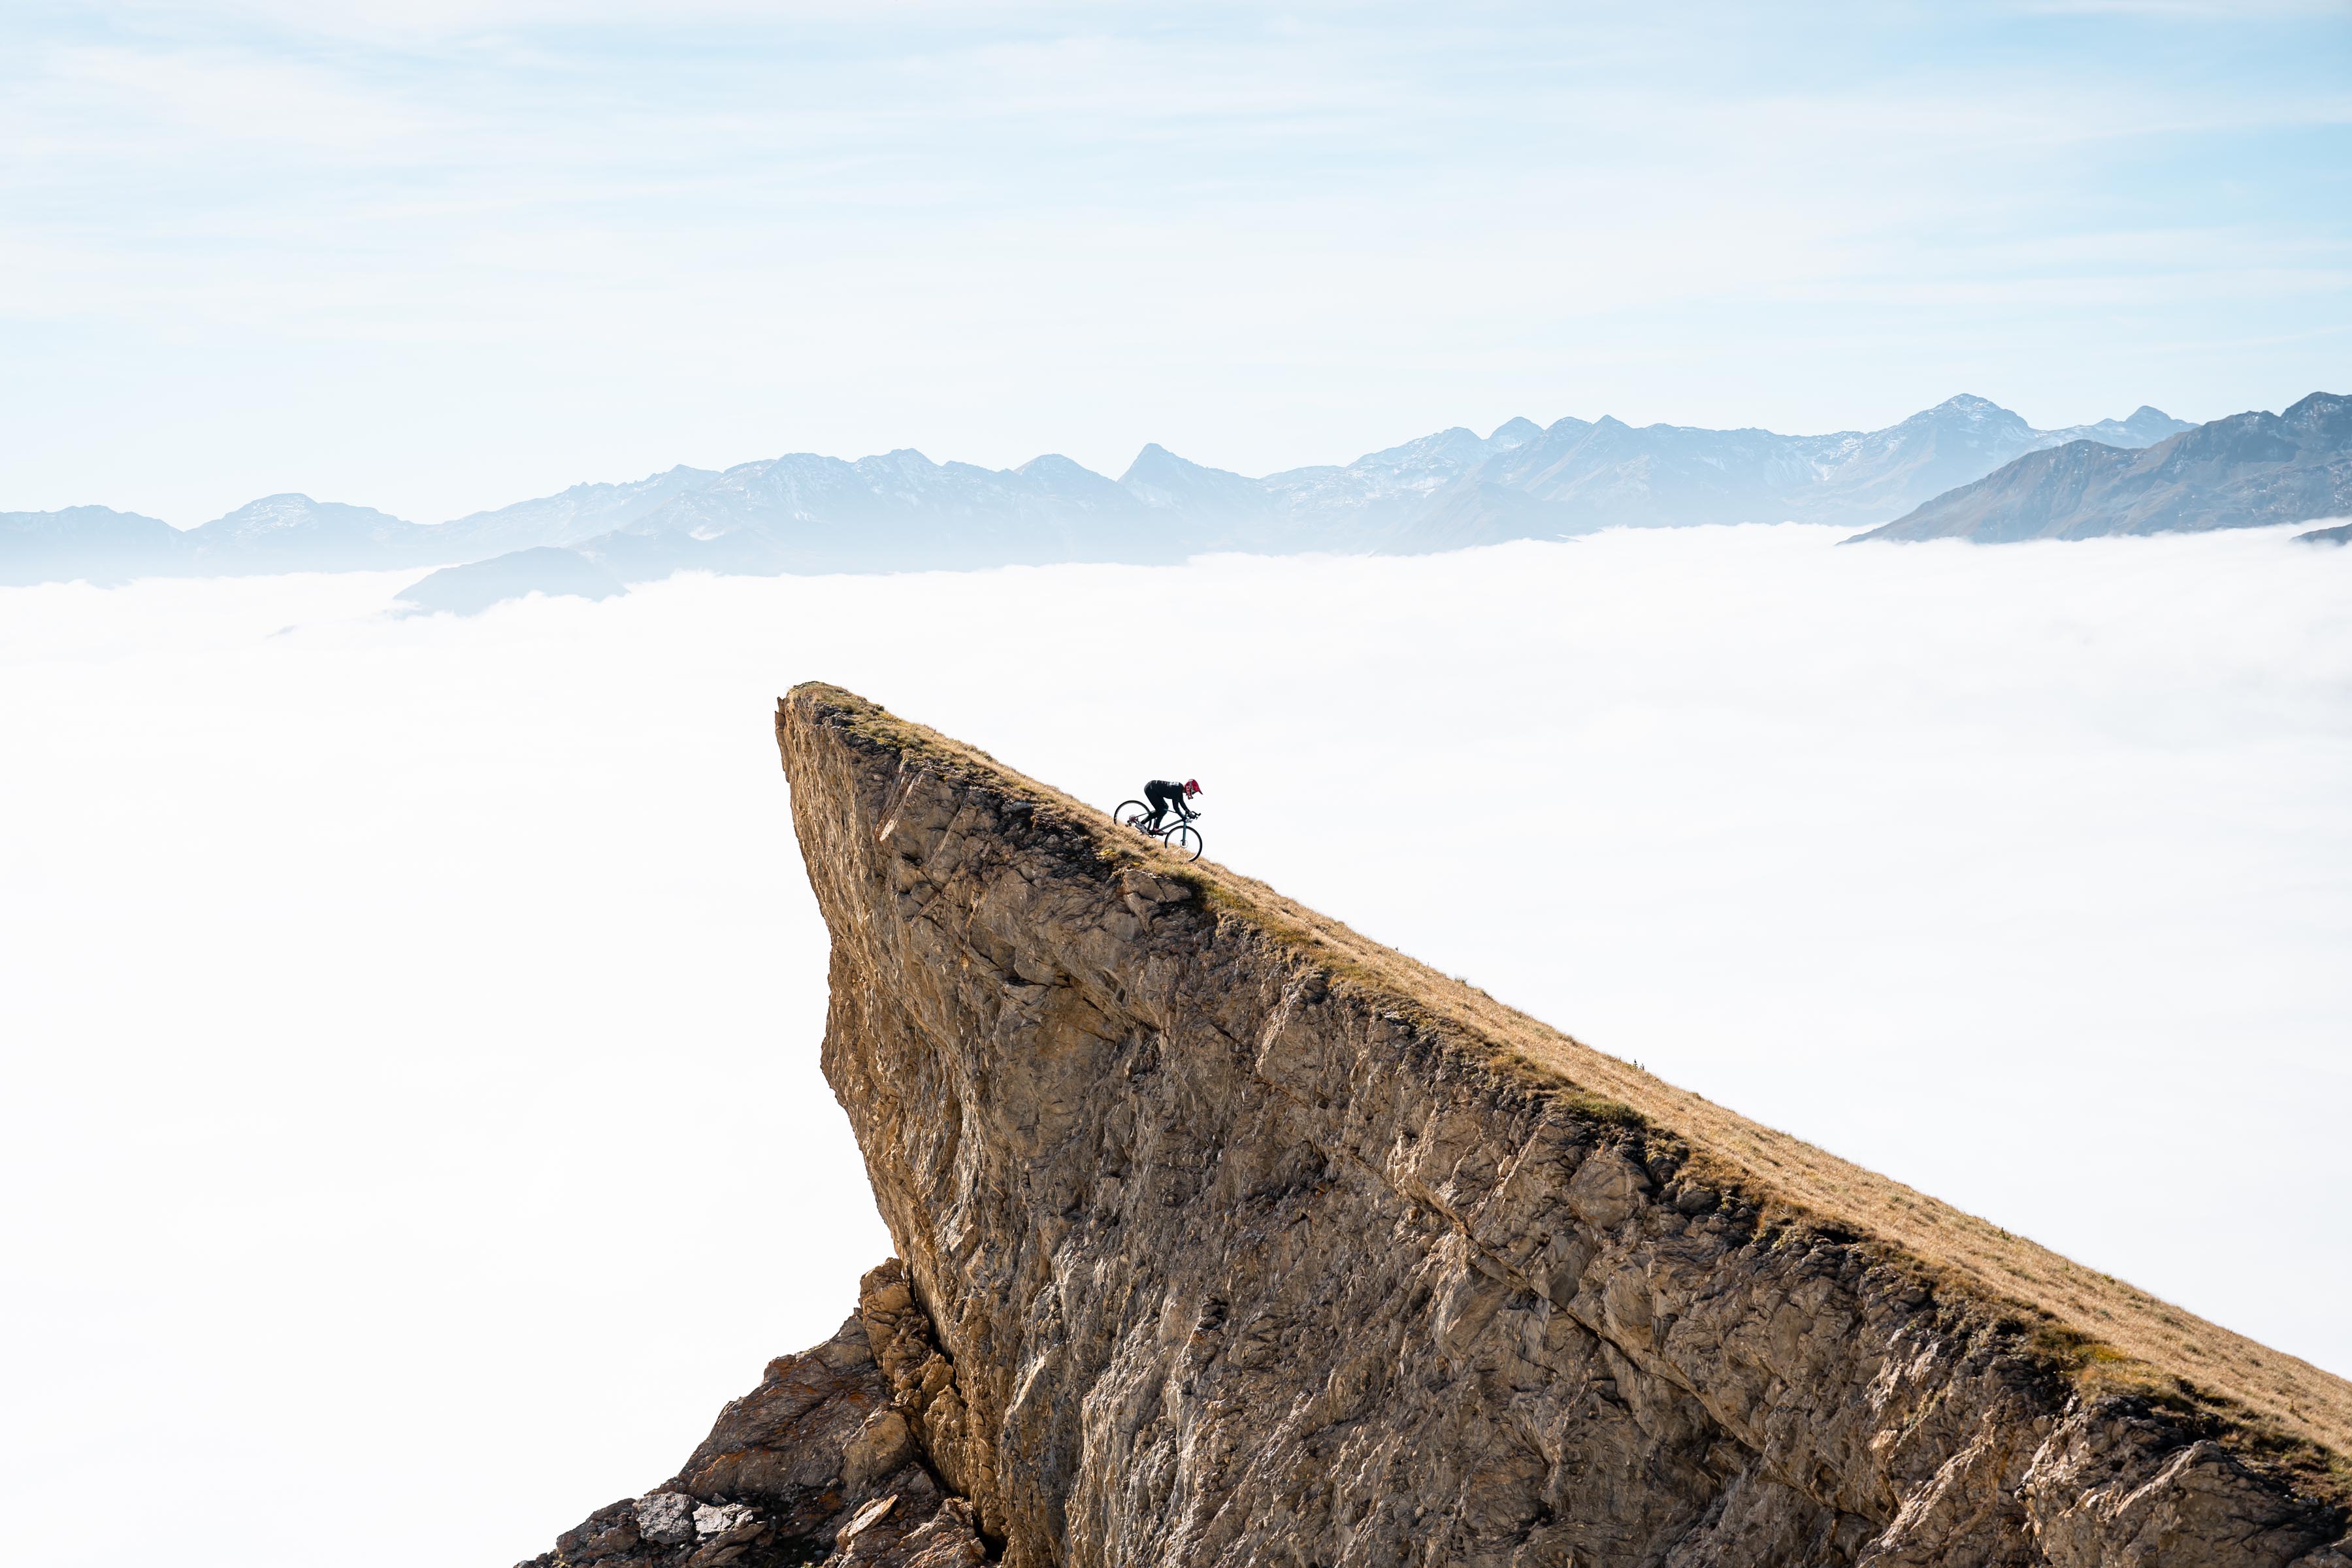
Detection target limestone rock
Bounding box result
[638,1493,696,1546]
[762,683,2349,1568]
[522,1269,992,1568]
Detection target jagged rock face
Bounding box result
[525,1261,988,1568]
[776,686,2349,1568]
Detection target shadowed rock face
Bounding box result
[523,1262,988,1568]
[768,684,2347,1568]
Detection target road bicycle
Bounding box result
[1113,799,1204,862]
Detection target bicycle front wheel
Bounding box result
[1113,800,1151,830]
[1164,824,1202,862]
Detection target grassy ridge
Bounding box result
[783,681,2351,1500]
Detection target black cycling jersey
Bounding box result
[1142,778,1195,830]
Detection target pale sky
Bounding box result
[4,0,2348,525]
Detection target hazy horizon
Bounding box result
[46,388,2232,531]
[5,2,2346,525]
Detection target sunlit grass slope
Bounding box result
[790,681,2351,1500]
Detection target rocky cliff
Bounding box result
[530,684,2350,1568]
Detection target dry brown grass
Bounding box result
[784,683,2352,1495]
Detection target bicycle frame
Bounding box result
[1113,800,1205,861]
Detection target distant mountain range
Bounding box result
[392,547,627,617]
[1854,391,2351,543]
[13,393,2339,603]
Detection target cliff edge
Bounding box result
[530,683,2349,1568]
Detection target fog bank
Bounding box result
[2,524,2346,1566]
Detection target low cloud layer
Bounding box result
[3,524,2346,1565]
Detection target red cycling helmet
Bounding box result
[1184,779,1201,796]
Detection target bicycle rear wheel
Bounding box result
[1113,799,1151,830]
[1163,824,1202,862]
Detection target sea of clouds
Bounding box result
[3,523,2347,1566]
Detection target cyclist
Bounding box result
[1141,777,1201,832]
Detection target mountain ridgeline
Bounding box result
[1857,392,2352,543]
[3,395,2216,596]
[525,685,2349,1568]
